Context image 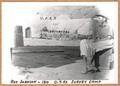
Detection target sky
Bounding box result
[2,2,118,43]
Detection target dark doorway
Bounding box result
[25,27,31,38]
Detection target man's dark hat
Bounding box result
[92,14,108,22]
[92,15,108,19]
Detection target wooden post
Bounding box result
[10,48,12,60]
[14,26,24,47]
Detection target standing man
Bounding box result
[80,15,113,74]
[91,15,114,72]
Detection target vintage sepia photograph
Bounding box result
[2,2,118,84]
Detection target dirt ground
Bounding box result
[11,52,114,80]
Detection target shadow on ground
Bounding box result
[12,52,82,68]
